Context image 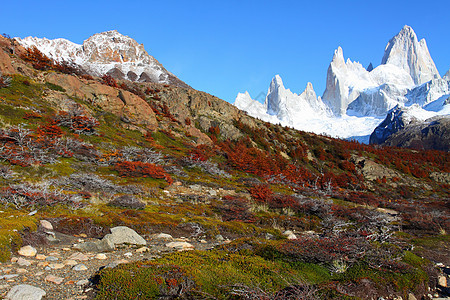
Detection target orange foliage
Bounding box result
[114,161,173,184]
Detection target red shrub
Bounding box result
[20,46,53,70]
[101,74,118,88]
[215,196,256,223]
[248,184,273,203]
[114,161,173,184]
[188,144,215,161]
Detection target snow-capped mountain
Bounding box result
[15,30,189,88]
[234,25,449,141]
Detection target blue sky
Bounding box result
[1,0,449,103]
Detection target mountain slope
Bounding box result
[0,33,449,299]
[15,30,189,88]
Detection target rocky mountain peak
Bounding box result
[331,46,346,67]
[15,31,189,88]
[82,30,145,64]
[381,25,440,85]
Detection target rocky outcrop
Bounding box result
[0,36,14,74]
[381,25,440,85]
[370,105,450,151]
[382,116,450,151]
[369,105,415,145]
[44,72,157,129]
[155,83,254,141]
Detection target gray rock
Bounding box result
[154,233,173,240]
[5,284,46,300]
[45,256,58,262]
[104,262,119,269]
[16,258,31,267]
[103,226,146,246]
[45,235,60,244]
[0,275,18,280]
[76,279,89,286]
[73,238,115,252]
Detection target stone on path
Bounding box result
[63,259,78,266]
[5,284,46,300]
[48,263,65,270]
[44,275,64,285]
[35,254,46,260]
[135,246,149,253]
[72,264,88,271]
[76,279,89,286]
[94,253,107,260]
[155,233,173,240]
[165,241,194,251]
[67,252,89,261]
[16,258,31,267]
[45,256,58,262]
[103,226,146,246]
[17,246,36,257]
[39,220,53,230]
[73,238,115,253]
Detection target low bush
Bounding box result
[108,195,146,210]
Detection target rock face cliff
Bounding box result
[382,116,449,151]
[15,30,189,88]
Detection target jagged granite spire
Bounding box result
[381,25,440,85]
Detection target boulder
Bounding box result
[39,220,53,230]
[17,246,36,257]
[73,238,115,252]
[5,284,46,300]
[165,241,194,251]
[103,226,146,246]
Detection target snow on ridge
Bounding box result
[15,31,174,85]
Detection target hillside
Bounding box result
[0,34,449,299]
